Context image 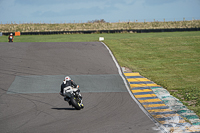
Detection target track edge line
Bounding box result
[101,42,168,133]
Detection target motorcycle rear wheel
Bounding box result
[70,96,82,110]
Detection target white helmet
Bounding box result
[10,33,13,36]
[64,76,71,81]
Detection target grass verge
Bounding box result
[103,32,200,117]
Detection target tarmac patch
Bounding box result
[7,74,127,94]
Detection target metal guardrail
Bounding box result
[2,28,200,36]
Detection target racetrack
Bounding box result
[0,42,159,133]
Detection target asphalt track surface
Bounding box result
[0,42,159,133]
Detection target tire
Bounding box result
[70,96,82,110]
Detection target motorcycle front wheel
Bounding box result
[70,96,82,110]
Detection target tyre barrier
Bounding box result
[122,71,200,133]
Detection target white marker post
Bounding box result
[99,37,104,41]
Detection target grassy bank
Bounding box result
[0,20,200,33]
[0,31,200,117]
[103,32,200,117]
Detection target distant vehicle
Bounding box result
[8,33,14,42]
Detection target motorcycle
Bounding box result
[63,86,84,110]
[9,36,13,42]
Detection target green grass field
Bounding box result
[103,32,200,117]
[0,31,200,116]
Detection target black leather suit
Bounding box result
[60,80,77,94]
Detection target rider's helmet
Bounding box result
[64,76,71,81]
[10,33,13,36]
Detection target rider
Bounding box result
[60,76,78,96]
[60,76,83,107]
[8,33,14,42]
[60,76,83,104]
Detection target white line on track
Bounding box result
[101,42,168,133]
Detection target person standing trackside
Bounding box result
[8,33,14,42]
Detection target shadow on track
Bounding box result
[51,108,76,111]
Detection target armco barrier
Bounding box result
[2,28,200,36]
